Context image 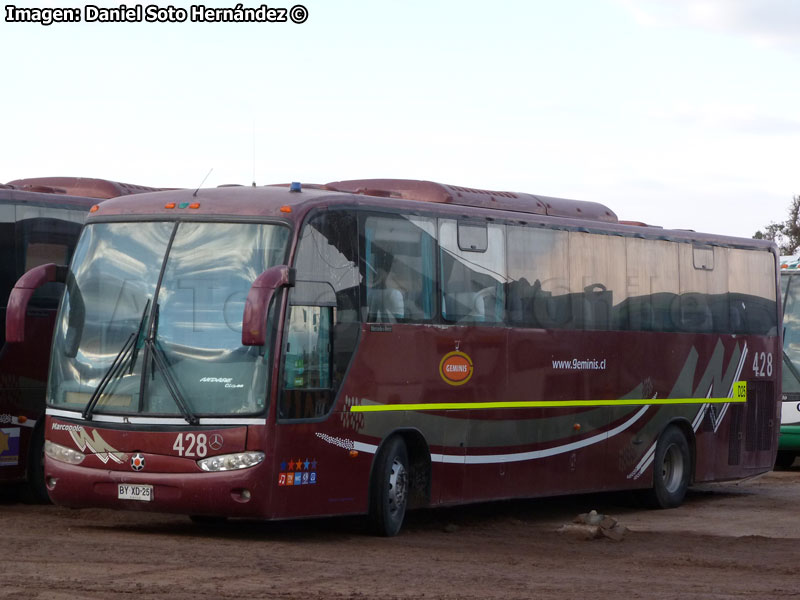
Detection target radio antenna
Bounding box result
[252,119,257,187]
[193,168,213,197]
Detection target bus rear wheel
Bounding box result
[643,426,691,509]
[369,436,409,537]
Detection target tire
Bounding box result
[775,451,796,470]
[25,426,50,504]
[643,426,691,509]
[369,436,409,537]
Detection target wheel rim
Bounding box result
[387,457,408,517]
[662,443,685,494]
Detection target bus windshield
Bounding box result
[47,221,290,417]
[783,271,800,396]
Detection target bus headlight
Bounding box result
[197,452,265,472]
[45,440,85,465]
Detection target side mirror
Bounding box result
[6,263,68,343]
[242,266,295,346]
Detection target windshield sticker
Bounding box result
[0,428,20,467]
[277,457,318,487]
[199,377,244,389]
[439,351,474,386]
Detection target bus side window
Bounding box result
[569,232,626,331]
[439,220,506,323]
[728,248,778,336]
[676,244,725,334]
[363,215,437,323]
[17,217,82,309]
[622,238,679,332]
[507,226,570,329]
[0,214,14,311]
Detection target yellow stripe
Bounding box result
[350,381,748,413]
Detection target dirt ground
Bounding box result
[3,466,800,600]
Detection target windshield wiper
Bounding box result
[128,298,152,374]
[147,339,198,425]
[83,299,151,421]
[143,303,198,425]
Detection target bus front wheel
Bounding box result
[644,426,691,509]
[369,436,409,537]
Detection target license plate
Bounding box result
[118,483,153,501]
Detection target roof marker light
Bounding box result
[189,202,200,209]
[280,205,292,213]
[289,181,302,193]
[165,203,176,209]
[179,202,189,209]
[89,205,99,213]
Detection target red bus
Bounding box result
[0,177,163,500]
[7,179,780,534]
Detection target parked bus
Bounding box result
[777,263,800,468]
[7,179,780,534]
[0,177,162,500]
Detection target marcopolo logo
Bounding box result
[439,351,474,386]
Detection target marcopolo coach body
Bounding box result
[7,179,781,535]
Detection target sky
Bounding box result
[1,0,798,239]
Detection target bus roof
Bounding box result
[89,178,619,221]
[0,187,101,210]
[6,176,167,199]
[86,178,777,252]
[323,179,619,222]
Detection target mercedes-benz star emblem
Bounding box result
[131,453,145,471]
[209,434,223,451]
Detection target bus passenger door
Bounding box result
[271,210,363,519]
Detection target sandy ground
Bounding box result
[3,467,800,600]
